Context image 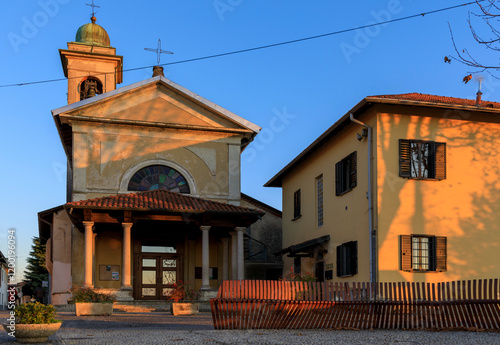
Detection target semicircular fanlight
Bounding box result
[127,165,190,193]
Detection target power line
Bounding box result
[0,1,482,89]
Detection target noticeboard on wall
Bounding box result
[99,265,120,281]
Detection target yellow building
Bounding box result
[38,17,282,305]
[266,92,500,284]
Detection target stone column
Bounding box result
[83,221,94,288]
[221,238,230,281]
[230,231,237,280]
[121,223,133,289]
[235,227,246,280]
[200,226,211,290]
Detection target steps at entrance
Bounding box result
[114,301,211,313]
[55,301,211,313]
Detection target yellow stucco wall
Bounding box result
[376,106,500,283]
[281,111,377,282]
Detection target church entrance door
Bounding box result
[138,253,181,300]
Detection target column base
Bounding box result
[115,288,134,302]
[198,289,218,301]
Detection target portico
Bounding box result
[65,190,262,300]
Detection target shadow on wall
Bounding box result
[377,109,500,282]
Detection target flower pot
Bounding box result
[75,302,113,316]
[171,302,199,316]
[3,322,62,343]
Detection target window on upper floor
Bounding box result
[400,235,447,272]
[293,189,301,220]
[337,241,357,277]
[335,151,357,196]
[316,175,323,227]
[399,140,446,180]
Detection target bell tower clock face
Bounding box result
[127,165,190,193]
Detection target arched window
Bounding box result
[127,165,190,193]
[79,77,103,100]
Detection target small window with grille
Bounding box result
[400,235,447,272]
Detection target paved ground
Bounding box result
[1,310,499,344]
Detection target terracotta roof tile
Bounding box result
[66,189,261,214]
[369,92,500,109]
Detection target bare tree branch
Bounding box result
[447,1,500,78]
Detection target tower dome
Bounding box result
[75,16,110,47]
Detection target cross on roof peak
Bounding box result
[86,0,100,19]
[144,39,174,65]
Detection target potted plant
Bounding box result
[164,281,200,316]
[70,285,116,316]
[2,302,62,343]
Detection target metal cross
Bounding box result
[86,0,100,17]
[144,39,174,64]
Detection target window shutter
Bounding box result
[336,245,341,277]
[399,139,411,178]
[350,241,358,275]
[400,235,412,271]
[335,161,341,196]
[434,142,446,180]
[435,236,447,272]
[349,152,357,189]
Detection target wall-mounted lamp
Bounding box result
[357,128,368,141]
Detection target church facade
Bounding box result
[38,17,280,304]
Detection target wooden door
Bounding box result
[138,253,180,300]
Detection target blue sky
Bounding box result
[0,0,495,281]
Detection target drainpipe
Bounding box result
[349,113,376,285]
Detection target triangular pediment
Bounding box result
[53,76,260,133]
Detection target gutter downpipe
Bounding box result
[349,113,376,285]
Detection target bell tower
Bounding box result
[59,15,123,104]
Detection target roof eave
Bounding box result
[264,98,370,187]
[365,97,500,113]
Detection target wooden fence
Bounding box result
[210,279,500,330]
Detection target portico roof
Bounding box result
[67,189,262,214]
[64,189,264,230]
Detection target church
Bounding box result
[38,15,282,305]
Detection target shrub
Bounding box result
[164,281,199,302]
[281,266,318,282]
[70,285,116,303]
[15,302,60,324]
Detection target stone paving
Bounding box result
[1,310,499,344]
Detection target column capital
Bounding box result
[122,222,133,228]
[200,225,211,231]
[235,226,246,232]
[229,231,237,236]
[221,237,230,243]
[82,221,94,227]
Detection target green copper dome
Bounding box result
[75,16,110,47]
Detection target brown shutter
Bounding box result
[434,142,446,180]
[350,241,358,275]
[335,161,341,196]
[435,236,447,272]
[336,245,341,277]
[399,139,411,178]
[400,235,412,271]
[349,151,357,189]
